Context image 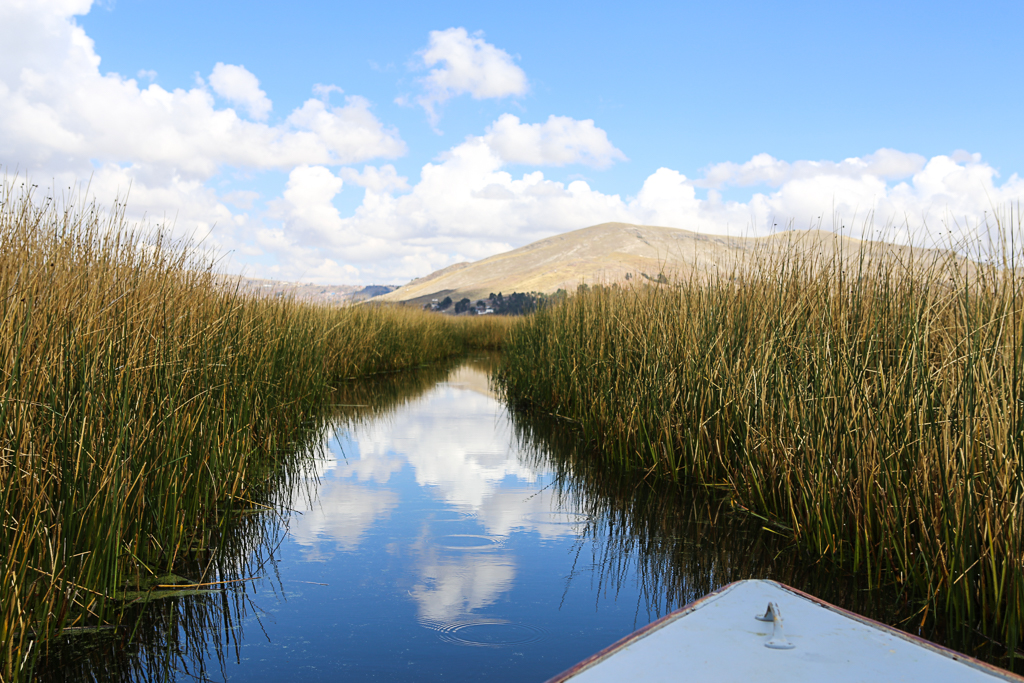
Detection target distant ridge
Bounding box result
[379,222,914,306]
[217,276,397,305]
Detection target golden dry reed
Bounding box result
[498,210,1024,658]
[0,180,503,681]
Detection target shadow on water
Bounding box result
[33,358,465,683]
[509,399,1011,667]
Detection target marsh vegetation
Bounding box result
[31,360,466,682]
[5,172,1024,679]
[497,211,1024,664]
[0,182,507,681]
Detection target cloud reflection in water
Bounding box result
[411,547,517,625]
[288,481,399,556]
[290,362,585,631]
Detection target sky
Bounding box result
[2,0,1022,285]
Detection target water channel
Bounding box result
[41,353,969,682]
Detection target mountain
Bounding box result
[378,222,913,306]
[217,276,397,305]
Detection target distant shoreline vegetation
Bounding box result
[496,208,1024,666]
[425,290,547,316]
[0,181,507,681]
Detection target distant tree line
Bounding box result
[427,285,651,316]
[482,291,540,315]
[425,291,549,316]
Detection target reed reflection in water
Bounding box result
[40,354,933,682]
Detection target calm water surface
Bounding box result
[219,357,658,681]
[44,354,925,681]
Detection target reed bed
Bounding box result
[33,359,470,682]
[0,182,498,681]
[512,405,970,656]
[497,211,1024,661]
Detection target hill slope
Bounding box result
[379,222,910,306]
[216,276,397,305]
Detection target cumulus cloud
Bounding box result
[5,2,1021,289]
[697,148,929,189]
[338,164,411,193]
[632,152,1023,246]
[412,28,528,124]
[275,165,345,241]
[484,114,626,169]
[260,113,630,282]
[263,138,1023,284]
[0,1,404,184]
[208,62,272,121]
[0,0,410,270]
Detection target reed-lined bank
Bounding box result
[0,183,504,681]
[33,360,466,683]
[511,405,919,645]
[497,212,1024,663]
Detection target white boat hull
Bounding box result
[546,580,1022,682]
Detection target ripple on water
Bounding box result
[434,534,503,550]
[421,618,546,648]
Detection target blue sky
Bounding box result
[2,0,1022,284]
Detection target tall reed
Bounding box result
[497,210,1024,661]
[0,181,497,681]
[34,360,467,682]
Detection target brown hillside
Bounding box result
[379,222,921,306]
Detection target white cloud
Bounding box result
[413,28,528,125]
[627,153,1024,248]
[263,114,631,282]
[697,149,929,189]
[262,139,1023,284]
[4,2,1021,289]
[0,0,409,274]
[484,114,626,169]
[312,83,344,101]
[283,97,405,164]
[278,164,345,236]
[0,1,404,182]
[338,164,411,193]
[222,189,260,210]
[208,62,272,121]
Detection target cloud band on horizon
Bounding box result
[1,1,1021,286]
